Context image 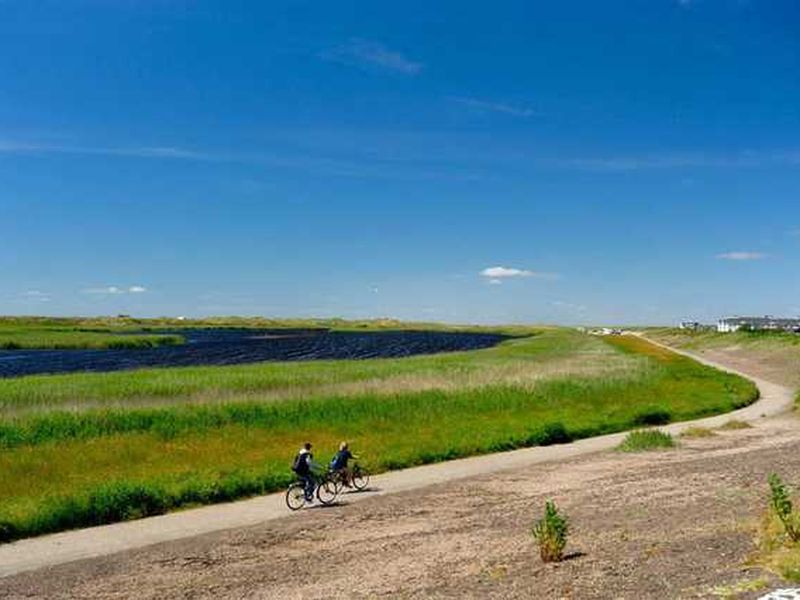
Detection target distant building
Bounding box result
[679,321,702,331]
[717,316,800,333]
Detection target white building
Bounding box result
[717,316,800,333]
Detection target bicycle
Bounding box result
[285,471,339,510]
[328,463,370,494]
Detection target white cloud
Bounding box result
[83,285,148,295]
[0,140,207,161]
[716,251,768,261]
[550,151,800,172]
[320,39,423,75]
[83,286,124,295]
[481,266,535,278]
[480,266,559,284]
[22,290,51,302]
[452,97,537,118]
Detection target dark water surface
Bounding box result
[0,329,508,378]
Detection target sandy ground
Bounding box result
[0,341,798,599]
[681,346,800,390]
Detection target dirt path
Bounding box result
[0,341,798,599]
[3,415,800,599]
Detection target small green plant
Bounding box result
[531,500,569,562]
[680,426,716,439]
[768,473,800,543]
[617,429,675,452]
[718,419,752,430]
[710,577,769,598]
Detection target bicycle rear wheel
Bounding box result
[285,482,307,511]
[316,478,339,505]
[352,466,370,491]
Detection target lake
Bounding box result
[0,329,508,377]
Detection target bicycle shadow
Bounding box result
[306,501,347,510]
[342,486,380,495]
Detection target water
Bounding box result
[0,329,508,378]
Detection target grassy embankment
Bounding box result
[646,327,800,389]
[0,330,757,542]
[0,318,183,349]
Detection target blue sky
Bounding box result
[2,0,799,325]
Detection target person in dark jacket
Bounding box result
[330,441,358,487]
[292,442,316,501]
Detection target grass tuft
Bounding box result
[718,419,752,430]
[617,429,676,452]
[680,427,716,439]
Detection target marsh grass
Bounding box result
[0,331,183,350]
[0,320,183,350]
[617,430,676,452]
[0,333,758,541]
[0,329,623,416]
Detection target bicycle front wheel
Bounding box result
[286,482,307,511]
[316,478,339,505]
[330,471,344,495]
[352,466,370,491]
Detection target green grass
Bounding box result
[0,317,190,349]
[617,429,676,452]
[0,330,183,350]
[0,329,758,542]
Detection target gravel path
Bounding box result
[0,338,793,581]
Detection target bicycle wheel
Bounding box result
[352,466,370,491]
[330,470,344,495]
[316,478,339,505]
[285,482,307,511]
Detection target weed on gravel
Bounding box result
[617,430,676,452]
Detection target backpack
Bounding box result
[291,452,304,473]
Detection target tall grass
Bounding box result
[0,359,755,450]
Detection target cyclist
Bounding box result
[330,441,358,487]
[291,442,317,502]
